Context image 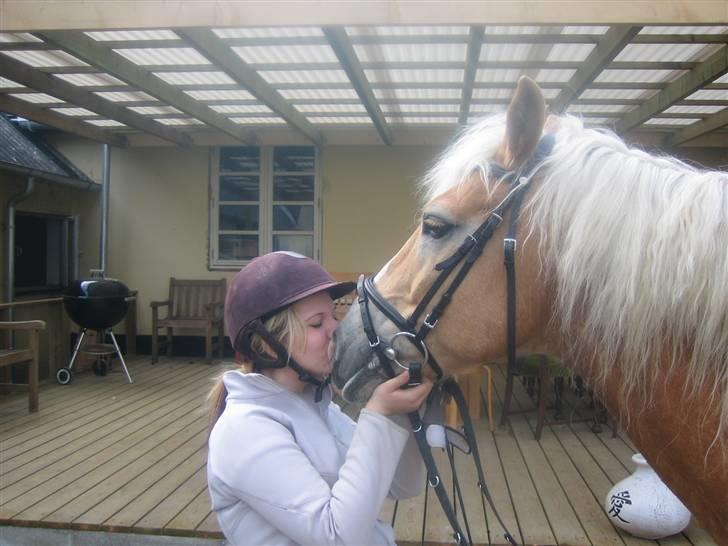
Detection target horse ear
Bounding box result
[497,76,546,170]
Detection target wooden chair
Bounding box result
[499,353,570,440]
[150,278,226,364]
[0,320,46,412]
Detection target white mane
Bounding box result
[421,114,728,434]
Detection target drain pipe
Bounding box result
[4,176,36,340]
[99,144,110,276]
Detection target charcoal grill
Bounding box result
[58,276,134,384]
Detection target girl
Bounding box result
[207,251,432,545]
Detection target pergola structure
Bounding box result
[0,1,727,150]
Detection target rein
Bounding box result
[356,135,555,546]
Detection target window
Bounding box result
[210,146,319,268]
[14,212,77,295]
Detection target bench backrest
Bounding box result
[168,278,227,320]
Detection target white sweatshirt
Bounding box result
[207,370,426,546]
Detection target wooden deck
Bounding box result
[0,357,717,546]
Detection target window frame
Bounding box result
[209,145,321,270]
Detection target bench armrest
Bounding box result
[0,320,46,331]
[150,300,171,309]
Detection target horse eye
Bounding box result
[422,216,452,239]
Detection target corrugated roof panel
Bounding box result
[643,118,697,125]
[365,68,463,83]
[480,43,533,62]
[580,88,658,100]
[233,45,338,64]
[640,26,728,34]
[582,117,615,125]
[95,91,157,102]
[280,89,359,100]
[471,88,514,99]
[685,89,728,100]
[714,73,728,84]
[568,104,635,113]
[346,26,469,36]
[54,73,125,87]
[294,104,366,113]
[374,88,462,100]
[155,117,204,125]
[535,69,575,82]
[185,89,255,101]
[211,104,274,114]
[562,26,610,34]
[307,116,373,124]
[86,30,179,41]
[50,107,97,117]
[665,105,725,114]
[214,28,324,38]
[128,105,183,115]
[0,77,23,87]
[381,103,459,113]
[595,69,686,83]
[1,50,88,67]
[114,48,211,66]
[475,69,521,82]
[485,26,548,34]
[154,71,235,85]
[354,43,466,62]
[229,116,287,124]
[0,33,42,42]
[541,88,561,99]
[547,43,596,62]
[386,116,458,124]
[258,70,349,84]
[469,104,507,113]
[616,43,719,62]
[9,92,65,104]
[85,119,126,127]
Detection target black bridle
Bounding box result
[356,135,555,546]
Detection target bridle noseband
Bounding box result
[356,134,555,546]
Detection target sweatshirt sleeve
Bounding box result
[208,407,409,546]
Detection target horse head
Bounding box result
[333,76,555,403]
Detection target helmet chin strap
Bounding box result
[240,321,331,402]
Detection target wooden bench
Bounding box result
[150,278,226,364]
[0,320,46,412]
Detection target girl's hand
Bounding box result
[365,371,433,416]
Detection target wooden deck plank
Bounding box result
[165,487,214,532]
[8,406,206,521]
[135,466,209,530]
[76,432,208,526]
[0,356,157,433]
[0,364,206,484]
[0,361,203,456]
[0,384,208,516]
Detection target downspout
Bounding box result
[99,144,110,276]
[4,176,36,339]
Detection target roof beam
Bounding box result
[0,94,128,147]
[459,26,484,125]
[39,30,257,145]
[616,46,728,134]
[0,53,191,146]
[5,1,725,30]
[550,25,642,113]
[665,108,728,146]
[323,26,392,145]
[178,28,323,146]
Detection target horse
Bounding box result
[332,76,728,544]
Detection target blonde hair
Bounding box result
[207,305,307,439]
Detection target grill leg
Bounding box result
[67,329,87,371]
[108,330,133,384]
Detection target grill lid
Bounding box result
[65,278,129,299]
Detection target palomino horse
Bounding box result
[332,77,727,543]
